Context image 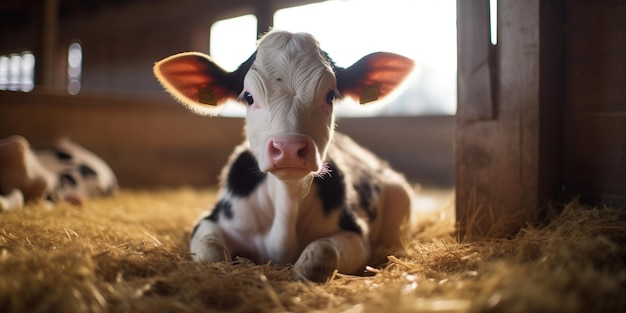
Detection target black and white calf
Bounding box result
[154,30,414,282]
[0,136,118,211]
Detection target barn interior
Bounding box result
[1,0,625,312]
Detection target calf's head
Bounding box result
[154,30,413,181]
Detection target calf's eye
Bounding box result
[244,92,254,105]
[326,90,336,105]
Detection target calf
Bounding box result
[154,30,414,282]
[0,135,118,211]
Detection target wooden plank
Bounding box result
[564,2,626,113]
[338,116,455,186]
[562,1,626,206]
[457,0,536,238]
[41,0,58,87]
[563,114,626,205]
[538,0,565,208]
[457,0,495,121]
[456,0,564,238]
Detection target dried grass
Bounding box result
[1,188,625,313]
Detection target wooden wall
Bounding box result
[562,0,626,206]
[0,91,454,188]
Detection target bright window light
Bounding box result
[209,14,258,116]
[490,0,498,45]
[210,1,457,117]
[274,0,457,116]
[67,42,82,95]
[0,56,10,90]
[20,52,35,92]
[210,14,258,72]
[0,51,35,92]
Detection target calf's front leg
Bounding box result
[293,231,369,283]
[190,220,230,262]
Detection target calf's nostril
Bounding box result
[297,145,308,157]
[271,143,283,156]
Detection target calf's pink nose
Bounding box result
[267,135,312,169]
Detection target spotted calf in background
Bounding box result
[0,135,118,211]
[154,30,415,282]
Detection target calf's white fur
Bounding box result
[154,30,414,282]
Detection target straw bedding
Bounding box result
[1,187,625,313]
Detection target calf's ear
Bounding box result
[336,52,415,105]
[153,52,255,116]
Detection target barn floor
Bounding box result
[1,187,625,313]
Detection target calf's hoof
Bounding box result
[293,239,339,283]
[191,236,230,262]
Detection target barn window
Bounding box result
[209,0,456,117]
[0,51,35,92]
[209,14,258,116]
[0,56,8,89]
[273,0,457,117]
[67,42,83,95]
[210,14,258,72]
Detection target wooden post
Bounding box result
[34,0,59,89]
[457,0,495,122]
[456,0,563,239]
[256,0,273,36]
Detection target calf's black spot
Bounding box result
[353,181,378,220]
[227,150,266,197]
[79,164,97,178]
[54,149,73,161]
[338,209,362,234]
[190,223,201,239]
[314,161,346,214]
[192,199,234,239]
[59,173,77,188]
[207,199,234,222]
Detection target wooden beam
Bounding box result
[457,0,495,122]
[256,0,273,35]
[456,0,564,239]
[34,0,59,88]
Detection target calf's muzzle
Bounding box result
[263,134,319,175]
